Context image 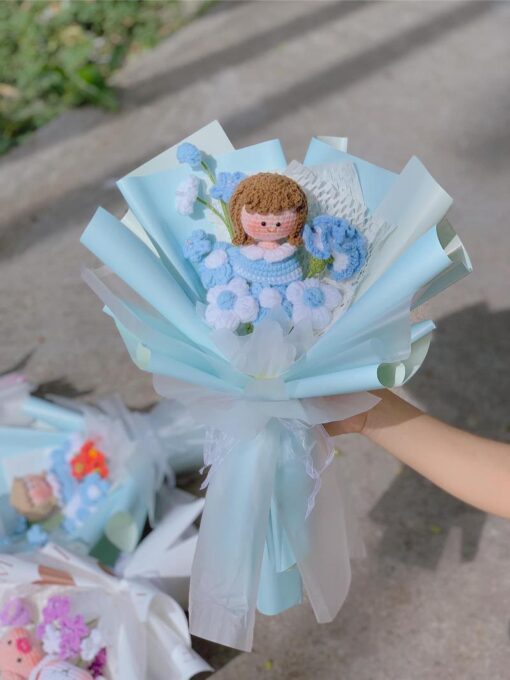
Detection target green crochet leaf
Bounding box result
[305,255,333,278]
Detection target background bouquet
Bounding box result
[81,121,471,650]
[0,543,211,679]
[0,378,204,565]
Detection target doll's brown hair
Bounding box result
[229,173,308,246]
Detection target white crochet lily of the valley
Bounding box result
[205,277,258,331]
[175,175,200,216]
[286,279,342,331]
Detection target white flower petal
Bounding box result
[285,281,305,304]
[332,252,349,272]
[311,306,332,331]
[259,287,282,309]
[207,284,228,304]
[80,629,104,662]
[204,249,227,269]
[234,295,259,323]
[205,305,240,331]
[228,277,249,296]
[42,623,61,655]
[321,283,342,309]
[291,301,311,325]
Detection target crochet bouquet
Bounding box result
[0,544,211,680]
[81,121,471,650]
[0,384,204,563]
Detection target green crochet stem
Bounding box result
[196,196,224,222]
[200,160,216,185]
[219,200,235,240]
[199,159,235,240]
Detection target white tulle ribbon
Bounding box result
[153,319,380,651]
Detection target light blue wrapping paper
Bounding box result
[80,124,472,650]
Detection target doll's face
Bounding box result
[240,206,299,242]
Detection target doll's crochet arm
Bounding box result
[326,391,510,519]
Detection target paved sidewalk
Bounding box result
[1,2,509,678]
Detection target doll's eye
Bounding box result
[261,221,266,226]
[17,658,22,663]
[276,222,281,227]
[7,640,12,645]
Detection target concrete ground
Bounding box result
[1,1,509,677]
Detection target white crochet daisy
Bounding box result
[205,278,259,331]
[286,278,341,331]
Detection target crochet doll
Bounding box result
[228,173,308,286]
[183,172,367,332]
[10,475,58,522]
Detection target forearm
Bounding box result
[327,391,510,518]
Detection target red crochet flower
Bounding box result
[70,440,109,480]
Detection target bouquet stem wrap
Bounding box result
[155,374,378,650]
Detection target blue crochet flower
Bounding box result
[198,243,233,289]
[210,171,246,203]
[183,229,214,263]
[176,142,202,169]
[303,215,336,259]
[27,524,49,547]
[79,473,110,507]
[328,218,367,281]
[304,215,366,281]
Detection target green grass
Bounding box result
[0,0,210,155]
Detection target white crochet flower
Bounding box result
[80,628,104,662]
[42,622,61,655]
[258,286,282,310]
[175,175,200,215]
[286,278,341,331]
[205,278,258,331]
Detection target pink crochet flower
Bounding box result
[16,637,32,653]
[59,615,89,660]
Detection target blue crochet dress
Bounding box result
[229,246,303,286]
